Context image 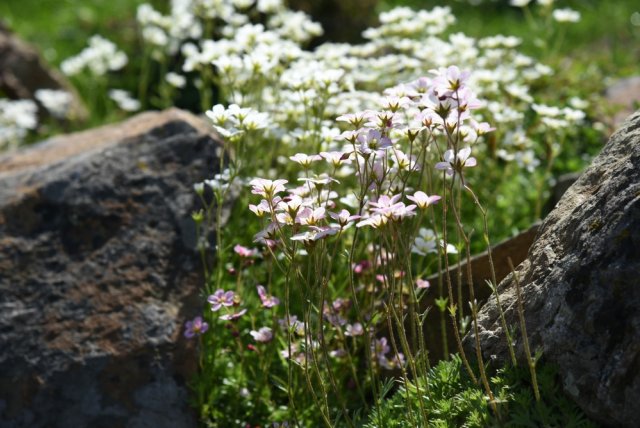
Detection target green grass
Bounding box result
[379,0,640,75]
[0,0,155,65]
[364,355,598,427]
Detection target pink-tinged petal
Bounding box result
[465,157,477,168]
[435,162,450,170]
[416,279,430,289]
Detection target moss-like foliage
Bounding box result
[364,355,599,428]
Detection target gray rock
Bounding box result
[0,109,224,427]
[467,110,640,427]
[0,22,87,121]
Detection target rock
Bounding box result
[0,109,224,427]
[468,110,640,427]
[543,171,582,214]
[605,76,640,129]
[0,22,87,121]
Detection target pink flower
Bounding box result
[332,298,350,312]
[296,206,326,226]
[369,194,416,221]
[279,315,305,336]
[380,352,406,370]
[208,289,236,312]
[336,111,367,128]
[257,285,280,308]
[250,327,273,343]
[249,199,273,217]
[372,337,390,356]
[310,225,341,240]
[435,147,477,176]
[407,191,441,209]
[249,178,288,198]
[345,323,364,337]
[407,76,432,95]
[357,129,392,157]
[289,153,321,167]
[329,349,347,358]
[364,110,401,130]
[220,309,247,321]
[353,260,371,274]
[431,65,471,96]
[416,278,431,289]
[253,221,278,245]
[184,316,209,338]
[470,119,495,136]
[320,151,350,167]
[329,209,361,227]
[356,214,388,229]
[234,244,257,258]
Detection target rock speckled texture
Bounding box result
[0,22,86,120]
[0,109,223,427]
[468,111,640,427]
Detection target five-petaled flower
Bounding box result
[435,147,477,176]
[407,191,441,209]
[416,278,431,289]
[257,285,280,308]
[234,244,257,258]
[250,327,273,343]
[208,289,236,311]
[249,178,288,199]
[184,316,209,339]
[345,323,364,337]
[220,309,247,321]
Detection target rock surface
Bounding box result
[0,23,86,120]
[0,109,223,427]
[468,110,640,427]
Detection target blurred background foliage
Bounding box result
[1,0,638,131]
[2,0,638,77]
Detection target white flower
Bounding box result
[166,72,186,88]
[61,35,128,76]
[108,89,141,112]
[257,0,283,13]
[0,99,38,148]
[552,8,580,23]
[412,228,457,256]
[34,89,73,119]
[250,327,273,343]
[435,147,477,176]
[407,191,441,209]
[289,153,321,167]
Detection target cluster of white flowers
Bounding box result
[246,65,492,248]
[0,99,38,149]
[52,0,587,175]
[205,103,270,138]
[552,8,581,23]
[34,89,73,119]
[108,89,141,112]
[509,0,580,23]
[60,35,128,76]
